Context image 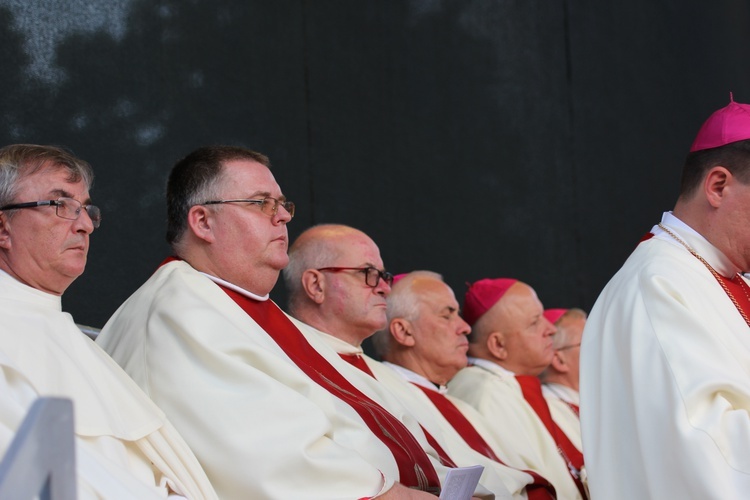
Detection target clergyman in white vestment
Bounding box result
[581,97,750,499]
[0,144,216,500]
[98,146,445,500]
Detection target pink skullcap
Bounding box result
[690,93,750,152]
[543,308,568,325]
[463,278,518,326]
[392,273,409,285]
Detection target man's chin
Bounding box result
[269,254,290,271]
[63,257,87,277]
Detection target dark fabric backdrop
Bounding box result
[1,0,749,333]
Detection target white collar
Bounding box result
[468,356,515,376]
[382,362,447,394]
[0,268,62,311]
[200,272,269,301]
[542,383,580,405]
[651,212,741,277]
[310,326,364,356]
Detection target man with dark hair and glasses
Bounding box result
[581,96,750,499]
[98,148,452,499]
[0,144,216,499]
[538,308,587,455]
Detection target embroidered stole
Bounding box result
[711,274,750,323]
[338,354,458,469]
[221,288,441,493]
[516,375,586,498]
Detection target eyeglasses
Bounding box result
[202,197,295,218]
[317,266,394,288]
[557,342,581,352]
[0,197,101,228]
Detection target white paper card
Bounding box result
[438,465,484,500]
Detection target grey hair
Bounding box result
[371,270,443,358]
[0,144,93,210]
[551,308,587,349]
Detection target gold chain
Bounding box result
[657,223,750,327]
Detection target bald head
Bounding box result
[284,224,391,346]
[284,224,354,306]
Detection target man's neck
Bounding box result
[177,250,277,297]
[543,373,578,392]
[292,308,369,348]
[388,352,453,386]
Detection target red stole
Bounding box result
[516,375,586,498]
[568,403,580,418]
[713,274,750,326]
[338,353,458,469]
[339,353,376,377]
[221,288,441,493]
[413,384,557,500]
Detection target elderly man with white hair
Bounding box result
[539,308,587,454]
[371,270,556,500]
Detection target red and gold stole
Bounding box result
[516,375,586,498]
[708,274,750,325]
[221,287,441,493]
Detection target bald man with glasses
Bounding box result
[283,224,511,498]
[0,144,216,499]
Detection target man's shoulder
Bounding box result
[449,364,516,395]
[601,235,708,300]
[98,260,233,347]
[620,235,694,273]
[114,260,220,311]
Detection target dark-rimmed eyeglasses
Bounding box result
[202,197,295,218]
[557,342,581,352]
[317,266,394,288]
[0,197,101,228]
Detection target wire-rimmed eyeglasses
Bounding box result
[202,197,295,218]
[317,266,394,288]
[0,197,101,228]
[557,342,581,352]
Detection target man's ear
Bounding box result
[486,331,508,361]
[300,269,326,304]
[704,166,732,208]
[0,213,12,250]
[187,205,215,243]
[390,318,416,347]
[550,351,568,373]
